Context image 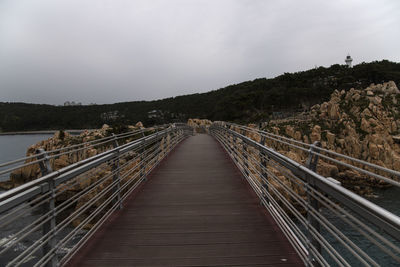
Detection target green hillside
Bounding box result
[1,60,400,131]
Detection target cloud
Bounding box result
[0,0,399,104]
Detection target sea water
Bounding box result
[0,134,53,182]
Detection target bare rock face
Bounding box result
[54,155,69,169]
[328,103,340,120]
[310,125,321,143]
[188,118,212,133]
[246,124,261,143]
[317,161,339,178]
[135,121,144,128]
[100,124,110,135]
[369,81,400,95]
[262,81,400,195]
[285,125,295,138]
[326,131,335,147]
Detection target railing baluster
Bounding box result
[232,134,238,164]
[36,148,58,267]
[259,136,270,204]
[140,131,147,181]
[243,141,249,178]
[111,134,122,209]
[305,141,322,266]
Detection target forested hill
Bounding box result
[1,60,400,132]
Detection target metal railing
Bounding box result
[223,122,400,188]
[0,124,192,266]
[0,125,172,181]
[210,122,400,266]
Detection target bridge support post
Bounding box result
[259,136,270,204]
[36,149,58,267]
[112,135,122,209]
[305,141,322,266]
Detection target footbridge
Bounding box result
[0,123,399,266]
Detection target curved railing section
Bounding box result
[0,124,192,267]
[210,122,400,266]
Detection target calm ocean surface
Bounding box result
[0,134,53,163]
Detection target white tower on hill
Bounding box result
[345,54,353,68]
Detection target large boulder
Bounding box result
[135,121,144,128]
[310,125,321,143]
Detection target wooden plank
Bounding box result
[67,134,304,266]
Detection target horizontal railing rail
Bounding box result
[210,123,400,266]
[0,124,192,267]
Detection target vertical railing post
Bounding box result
[169,128,174,150]
[232,133,238,164]
[140,131,147,181]
[225,126,230,151]
[162,131,166,158]
[243,140,249,178]
[36,149,58,267]
[111,134,122,209]
[241,130,249,177]
[259,135,270,204]
[168,127,172,152]
[155,129,161,164]
[305,141,322,266]
[170,127,173,152]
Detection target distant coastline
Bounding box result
[0,129,87,136]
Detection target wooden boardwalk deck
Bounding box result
[68,134,303,266]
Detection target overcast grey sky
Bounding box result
[0,0,399,105]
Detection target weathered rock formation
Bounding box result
[262,81,400,195]
[188,118,212,133]
[1,124,115,189]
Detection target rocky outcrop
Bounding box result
[1,124,113,189]
[262,81,400,195]
[188,118,212,133]
[0,122,169,229]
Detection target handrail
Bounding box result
[0,123,192,267]
[210,123,400,266]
